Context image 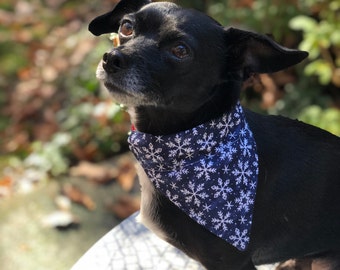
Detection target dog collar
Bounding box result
[128,103,258,251]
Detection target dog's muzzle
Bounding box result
[102,49,127,74]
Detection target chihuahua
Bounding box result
[89,0,340,269]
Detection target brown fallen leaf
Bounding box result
[107,195,140,220]
[69,161,119,184]
[71,143,99,163]
[116,159,137,192]
[62,184,96,211]
[0,175,13,197]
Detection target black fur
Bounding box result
[89,1,340,269]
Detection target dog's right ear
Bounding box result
[89,0,151,36]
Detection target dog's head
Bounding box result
[89,0,308,112]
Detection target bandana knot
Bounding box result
[128,103,258,251]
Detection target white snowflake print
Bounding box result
[129,135,143,154]
[209,120,217,128]
[211,178,233,200]
[155,136,163,143]
[235,190,254,212]
[203,203,212,212]
[182,181,209,207]
[197,132,217,152]
[189,208,206,226]
[142,143,164,163]
[229,228,249,250]
[238,216,247,224]
[250,180,257,190]
[217,113,241,138]
[191,128,198,136]
[168,159,189,180]
[166,134,192,158]
[170,182,178,190]
[194,159,217,180]
[222,165,230,174]
[226,201,234,210]
[253,155,259,172]
[206,152,214,160]
[185,147,195,160]
[148,168,164,188]
[228,131,237,140]
[232,160,252,185]
[239,137,253,157]
[239,127,248,137]
[166,190,182,207]
[212,211,232,231]
[216,142,236,161]
[156,162,165,171]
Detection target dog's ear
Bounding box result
[89,0,151,36]
[224,27,308,76]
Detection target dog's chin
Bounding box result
[103,81,136,104]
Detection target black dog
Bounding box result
[89,1,340,269]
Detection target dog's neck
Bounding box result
[129,82,241,135]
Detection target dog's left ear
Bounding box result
[89,0,151,36]
[224,27,308,76]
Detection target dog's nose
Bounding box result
[102,50,127,73]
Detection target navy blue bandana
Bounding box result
[128,103,259,251]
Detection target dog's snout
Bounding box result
[102,50,127,74]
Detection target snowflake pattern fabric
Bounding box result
[128,103,258,251]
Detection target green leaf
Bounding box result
[289,15,317,32]
[304,60,333,85]
[331,31,340,45]
[320,108,340,136]
[299,106,340,136]
[298,105,322,126]
[299,34,320,59]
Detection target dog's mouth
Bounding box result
[102,77,144,106]
[97,62,160,107]
[103,81,132,96]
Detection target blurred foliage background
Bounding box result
[0,0,339,269]
[1,0,340,182]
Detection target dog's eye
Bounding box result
[120,21,134,37]
[171,44,190,59]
